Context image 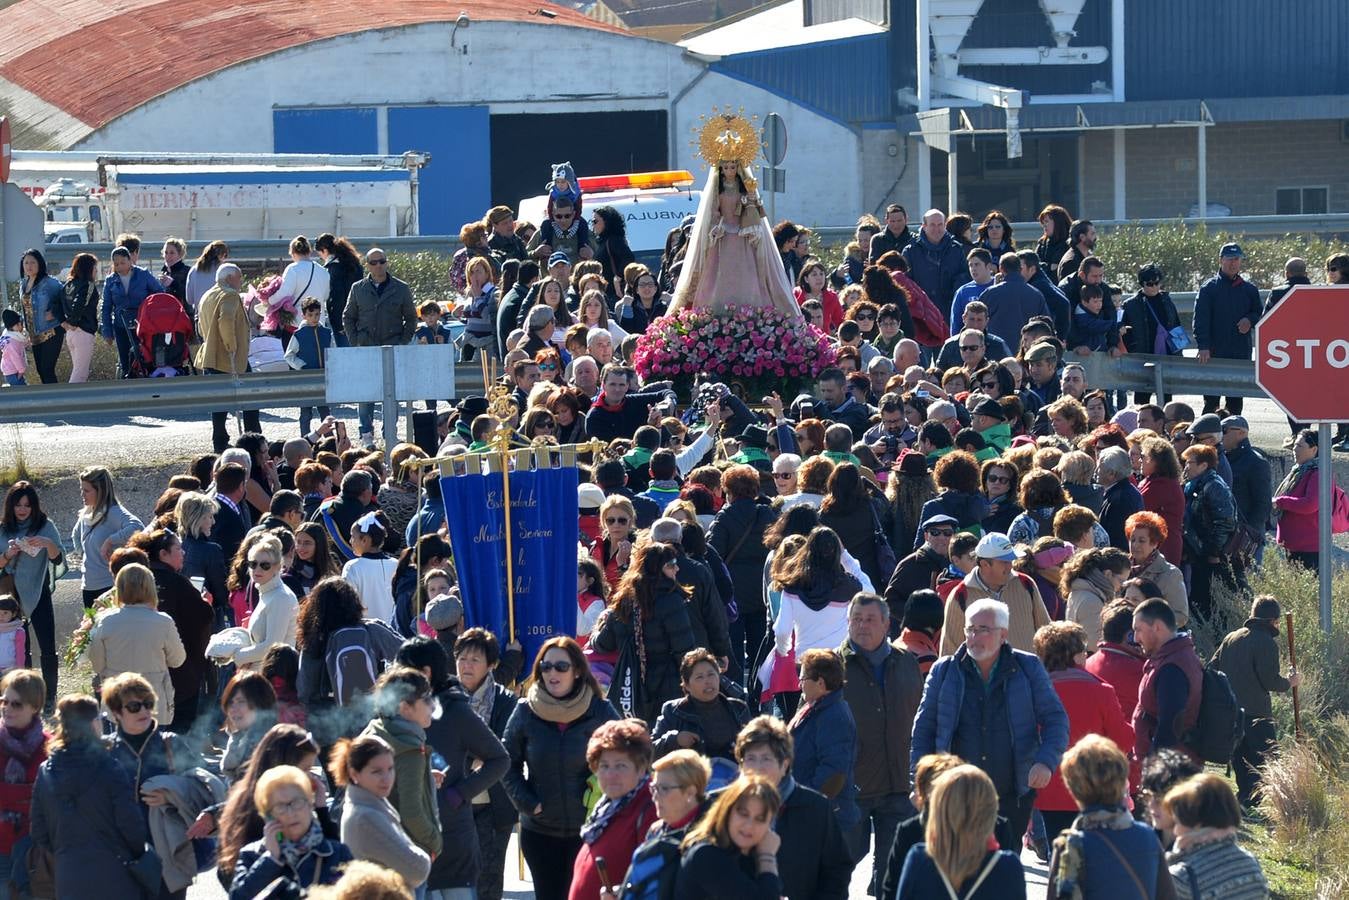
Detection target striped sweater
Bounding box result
[1168,834,1268,900]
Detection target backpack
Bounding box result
[619,834,683,900]
[1184,660,1245,764]
[1333,483,1349,534]
[325,625,381,706]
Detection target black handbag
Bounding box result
[123,844,163,896]
[610,614,648,719]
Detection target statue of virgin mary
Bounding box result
[668,112,801,320]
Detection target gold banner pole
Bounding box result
[486,388,519,646]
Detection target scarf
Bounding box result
[1129,549,1162,580]
[1051,806,1136,899]
[580,774,650,844]
[278,816,327,872]
[1272,458,1317,522]
[1171,825,1238,856]
[851,638,891,680]
[0,719,43,783]
[526,681,595,724]
[1081,567,1116,601]
[468,672,498,725]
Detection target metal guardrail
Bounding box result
[0,352,1260,425]
[41,236,461,269]
[815,214,1349,245]
[1079,353,1260,399]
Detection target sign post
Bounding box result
[761,113,787,226]
[1254,284,1349,635]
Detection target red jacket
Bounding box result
[1035,669,1134,812]
[1133,634,1202,764]
[1084,641,1146,721]
[569,788,657,900]
[0,727,49,854]
[1139,475,1184,565]
[794,287,844,333]
[1274,465,1320,552]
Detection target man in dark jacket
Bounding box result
[651,518,731,665]
[838,593,922,896]
[1221,415,1272,558]
[1096,448,1144,550]
[735,715,853,900]
[1056,218,1096,281]
[344,248,418,442]
[1019,250,1071,338]
[1213,596,1300,808]
[309,469,376,561]
[934,306,1012,372]
[902,210,969,318]
[817,367,872,441]
[868,204,915,262]
[585,364,673,443]
[982,252,1049,352]
[1131,598,1203,762]
[883,514,956,630]
[1194,242,1262,415]
[708,468,779,688]
[495,258,539,356]
[909,597,1069,850]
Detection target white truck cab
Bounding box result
[518,170,700,272]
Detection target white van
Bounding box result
[518,170,700,274]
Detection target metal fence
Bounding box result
[0,351,1261,425]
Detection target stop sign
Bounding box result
[1255,284,1349,422]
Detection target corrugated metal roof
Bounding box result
[1125,0,1349,100]
[0,0,624,132]
[709,32,892,124]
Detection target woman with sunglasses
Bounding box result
[502,637,618,900]
[980,458,1022,535]
[534,347,566,387]
[1121,263,1184,404]
[592,497,638,589]
[234,535,299,668]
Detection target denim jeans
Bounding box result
[2,374,24,386]
[848,792,914,895]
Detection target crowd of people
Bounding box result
[0,195,1327,900]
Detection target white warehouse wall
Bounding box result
[80,21,697,152]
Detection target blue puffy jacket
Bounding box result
[101,265,163,339]
[790,687,860,831]
[910,643,1068,796]
[1193,270,1262,359]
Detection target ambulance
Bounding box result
[517,170,700,274]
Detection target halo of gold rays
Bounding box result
[692,106,762,169]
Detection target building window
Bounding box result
[1276,186,1328,215]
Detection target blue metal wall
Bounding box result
[710,33,892,125]
[273,108,378,154]
[1125,0,1349,99]
[388,106,490,236]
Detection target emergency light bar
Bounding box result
[577,170,696,193]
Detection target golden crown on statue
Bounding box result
[693,106,762,169]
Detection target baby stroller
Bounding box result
[126,293,194,378]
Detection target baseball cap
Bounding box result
[975,533,1023,561]
[424,593,464,631]
[578,483,606,511]
[1220,242,1244,259]
[1186,413,1222,436]
[1221,414,1249,432]
[1024,341,1058,364]
[547,251,570,267]
[921,513,959,532]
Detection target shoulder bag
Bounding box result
[1145,297,1190,354]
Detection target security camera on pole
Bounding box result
[1255,284,1349,635]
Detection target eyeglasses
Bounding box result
[539,364,558,372]
[964,625,1000,637]
[926,528,956,537]
[605,516,629,525]
[554,213,574,221]
[651,782,686,795]
[855,312,876,320]
[773,471,795,480]
[367,258,387,266]
[960,345,982,352]
[540,660,573,674]
[986,474,1011,484]
[122,699,155,714]
[1142,280,1161,286]
[269,797,311,817]
[536,420,556,430]
[247,560,274,571]
[980,380,997,389]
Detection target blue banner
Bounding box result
[441,464,579,669]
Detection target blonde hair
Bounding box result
[1055,450,1095,485]
[308,860,412,900]
[79,466,119,528]
[912,752,963,808]
[652,748,712,799]
[465,256,493,290]
[174,491,219,539]
[926,765,999,889]
[1061,733,1129,808]
[254,764,315,816]
[248,534,284,567]
[114,563,158,608]
[598,495,636,528]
